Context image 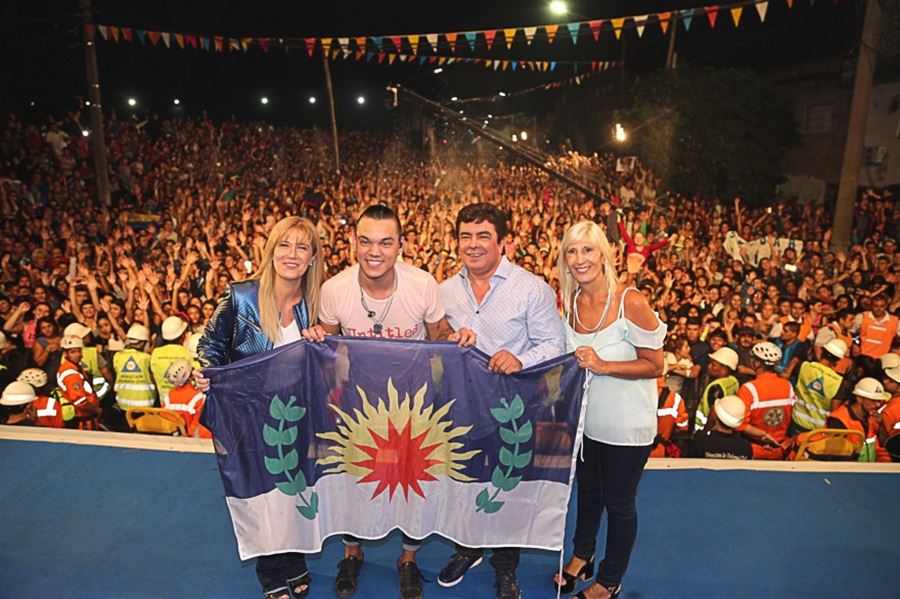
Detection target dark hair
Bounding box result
[35,316,59,338]
[686,317,702,327]
[783,321,801,334]
[357,203,402,236]
[833,308,853,322]
[708,329,728,343]
[455,202,508,240]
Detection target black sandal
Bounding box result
[263,587,290,599]
[575,582,621,599]
[287,572,311,598]
[335,555,363,598]
[553,556,595,594]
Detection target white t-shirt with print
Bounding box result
[318,261,445,340]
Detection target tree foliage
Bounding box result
[625,68,797,206]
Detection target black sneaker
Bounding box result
[398,561,424,599]
[335,555,363,598]
[494,570,521,599]
[437,553,483,588]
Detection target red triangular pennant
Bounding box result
[484,30,497,50]
[589,20,602,41]
[305,38,315,57]
[147,30,161,45]
[705,6,719,28]
[658,12,672,34]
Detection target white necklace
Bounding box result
[573,287,612,334]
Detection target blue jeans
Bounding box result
[572,438,652,588]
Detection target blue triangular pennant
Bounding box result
[136,29,146,45]
[511,61,518,71]
[419,56,427,65]
[366,52,374,62]
[371,36,383,51]
[550,61,557,71]
[464,32,476,49]
[682,9,694,31]
[567,23,580,44]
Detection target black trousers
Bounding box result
[572,438,652,588]
[455,544,519,572]
[256,552,307,593]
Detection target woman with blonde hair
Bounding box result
[195,215,324,599]
[552,220,666,599]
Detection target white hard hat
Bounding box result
[714,395,746,429]
[751,341,782,366]
[161,316,188,341]
[17,368,48,388]
[108,338,125,352]
[0,330,8,349]
[60,335,84,349]
[1,381,36,406]
[880,353,900,370]
[709,347,739,371]
[186,332,202,358]
[126,324,151,342]
[886,366,900,385]
[63,322,92,339]
[853,377,891,402]
[822,338,848,360]
[164,358,193,387]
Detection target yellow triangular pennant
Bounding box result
[611,18,625,40]
[546,24,558,43]
[731,7,743,26]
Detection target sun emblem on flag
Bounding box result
[317,379,480,500]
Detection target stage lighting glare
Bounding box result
[550,1,567,16]
[434,68,443,74]
[260,96,269,105]
[357,96,366,104]
[81,130,90,137]
[173,98,180,105]
[127,98,137,107]
[520,131,528,140]
[308,96,317,104]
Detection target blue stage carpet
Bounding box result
[0,439,897,598]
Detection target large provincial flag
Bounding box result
[202,337,587,560]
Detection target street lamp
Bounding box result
[549,1,567,16]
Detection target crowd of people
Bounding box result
[1,109,898,463]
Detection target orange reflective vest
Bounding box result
[165,383,211,439]
[650,388,688,458]
[881,396,900,440]
[828,404,890,463]
[859,312,898,359]
[779,316,812,342]
[737,371,795,442]
[34,393,75,428]
[57,358,100,430]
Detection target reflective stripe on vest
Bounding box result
[117,397,155,407]
[745,381,795,410]
[56,369,81,390]
[114,382,157,391]
[696,376,740,432]
[36,396,57,418]
[657,393,683,418]
[167,392,205,415]
[860,313,898,358]
[793,361,842,431]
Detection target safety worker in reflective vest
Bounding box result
[878,365,900,448]
[789,338,848,436]
[185,332,203,371]
[694,347,740,434]
[1,381,39,425]
[650,367,688,458]
[56,335,101,430]
[853,294,899,359]
[18,368,74,428]
[736,341,795,460]
[826,377,891,462]
[63,322,114,403]
[687,395,754,460]
[813,309,854,375]
[113,324,156,410]
[163,358,211,439]
[150,316,193,406]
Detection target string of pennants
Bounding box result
[89,0,826,62]
[453,67,610,104]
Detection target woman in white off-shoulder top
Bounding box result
[552,221,666,599]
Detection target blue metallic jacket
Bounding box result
[197,280,309,367]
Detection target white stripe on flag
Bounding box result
[224,474,571,560]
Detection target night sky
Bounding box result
[1,0,859,122]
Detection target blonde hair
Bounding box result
[557,220,620,321]
[254,216,324,344]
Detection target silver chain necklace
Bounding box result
[359,267,398,335]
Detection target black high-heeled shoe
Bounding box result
[575,582,621,599]
[552,556,595,594]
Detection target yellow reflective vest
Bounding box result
[695,375,740,432]
[150,343,193,405]
[113,349,156,408]
[792,360,843,432]
[82,346,110,399]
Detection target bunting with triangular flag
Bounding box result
[682,9,694,31]
[634,15,647,38]
[659,12,672,34]
[611,18,625,40]
[504,29,516,50]
[484,30,496,51]
[98,25,108,40]
[756,1,769,22]
[706,6,719,28]
[523,26,536,45]
[731,7,743,26]
[174,33,185,49]
[161,32,171,48]
[109,26,120,42]
[545,24,558,44]
[567,23,580,44]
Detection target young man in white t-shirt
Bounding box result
[317,203,475,599]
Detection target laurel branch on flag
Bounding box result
[476,394,533,513]
[263,394,319,520]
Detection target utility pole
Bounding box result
[665,13,678,69]
[833,0,883,251]
[322,54,341,172]
[80,0,111,206]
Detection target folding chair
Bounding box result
[125,407,188,436]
